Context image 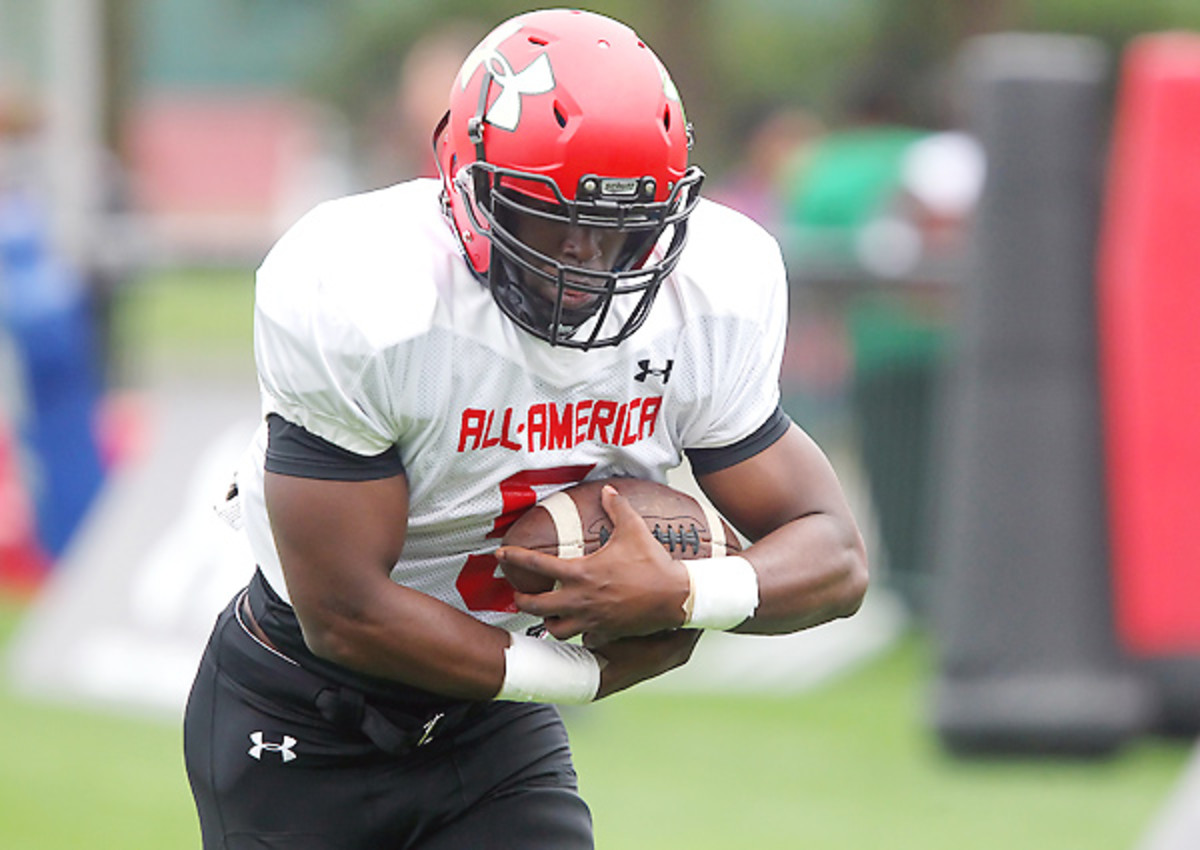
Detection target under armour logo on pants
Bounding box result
[248,731,297,762]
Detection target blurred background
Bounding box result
[2,1,1200,848]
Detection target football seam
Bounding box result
[539,490,731,557]
[700,501,729,556]
[540,490,585,558]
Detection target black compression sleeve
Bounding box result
[264,413,405,481]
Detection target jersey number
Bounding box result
[455,465,594,612]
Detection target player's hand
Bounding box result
[496,484,691,641]
[589,629,702,699]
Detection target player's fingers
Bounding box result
[581,631,608,650]
[512,592,589,639]
[511,587,572,617]
[515,608,582,640]
[542,617,585,641]
[599,483,646,536]
[495,545,573,580]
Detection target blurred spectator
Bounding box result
[782,66,983,282]
[0,81,106,561]
[365,20,484,186]
[782,69,930,278]
[708,103,824,238]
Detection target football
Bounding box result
[499,477,742,593]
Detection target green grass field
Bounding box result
[0,270,1191,848]
[107,266,257,383]
[575,639,1189,850]
[0,588,1188,849]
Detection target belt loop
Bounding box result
[359,703,423,756]
[315,687,366,730]
[316,686,432,757]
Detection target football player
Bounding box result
[184,8,868,849]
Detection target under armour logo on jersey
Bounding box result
[458,21,555,131]
[248,731,297,763]
[635,359,674,384]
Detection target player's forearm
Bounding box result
[591,629,702,699]
[294,579,511,701]
[731,511,868,635]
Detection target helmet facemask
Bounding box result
[458,160,703,349]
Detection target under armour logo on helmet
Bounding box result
[248,731,297,763]
[459,21,555,132]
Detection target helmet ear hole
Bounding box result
[554,104,568,128]
[662,106,671,132]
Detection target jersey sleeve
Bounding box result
[264,413,405,480]
[677,204,790,456]
[252,200,417,456]
[685,404,790,475]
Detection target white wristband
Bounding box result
[496,633,602,704]
[682,555,760,630]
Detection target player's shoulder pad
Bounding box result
[256,181,452,354]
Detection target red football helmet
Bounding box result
[434,9,704,349]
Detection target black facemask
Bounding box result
[460,163,704,349]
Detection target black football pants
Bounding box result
[184,589,593,849]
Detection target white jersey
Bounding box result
[237,178,787,633]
